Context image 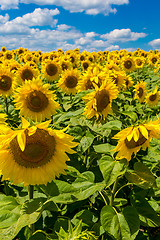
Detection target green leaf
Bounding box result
[122,111,138,122]
[125,162,156,189]
[77,131,94,153]
[99,155,128,187]
[100,120,122,130]
[101,206,139,240]
[0,210,20,229]
[93,143,115,155]
[131,194,160,227]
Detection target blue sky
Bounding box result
[0,0,160,52]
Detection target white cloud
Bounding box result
[0,0,19,10]
[57,24,72,31]
[105,45,119,50]
[1,0,129,15]
[149,39,160,49]
[101,28,147,42]
[0,14,9,24]
[12,8,59,27]
[0,22,31,34]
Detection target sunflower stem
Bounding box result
[5,97,9,115]
[28,185,35,234]
[110,177,119,207]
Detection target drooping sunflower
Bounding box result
[113,119,160,161]
[41,60,61,82]
[123,75,133,89]
[16,63,39,84]
[14,78,60,122]
[57,68,81,95]
[0,118,78,185]
[77,72,95,92]
[0,67,16,97]
[145,86,160,106]
[134,81,147,103]
[109,70,126,90]
[83,79,119,120]
[121,57,136,72]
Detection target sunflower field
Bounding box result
[0,47,160,240]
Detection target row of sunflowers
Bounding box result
[0,46,160,240]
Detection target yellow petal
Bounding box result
[133,128,139,142]
[139,126,148,139]
[28,126,37,136]
[126,127,134,141]
[37,120,52,129]
[21,117,30,129]
[17,131,26,151]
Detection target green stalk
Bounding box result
[5,97,8,115]
[28,185,35,234]
[110,177,119,207]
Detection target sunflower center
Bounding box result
[136,60,142,66]
[151,57,157,64]
[83,62,89,70]
[10,128,56,168]
[46,63,58,76]
[138,87,144,98]
[21,69,34,81]
[125,130,147,149]
[0,75,12,91]
[124,60,132,69]
[6,54,12,60]
[85,79,94,90]
[149,93,157,101]
[62,63,68,71]
[26,90,49,112]
[65,76,78,88]
[96,89,110,112]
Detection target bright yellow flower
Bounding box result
[0,118,78,185]
[113,119,160,161]
[14,78,60,122]
[134,81,147,103]
[145,86,160,106]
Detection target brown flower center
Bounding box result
[26,90,49,112]
[6,54,12,60]
[96,89,110,112]
[10,129,56,168]
[0,75,12,91]
[151,57,157,64]
[21,69,34,81]
[138,87,144,98]
[65,76,78,88]
[149,93,157,101]
[125,130,148,149]
[83,62,89,70]
[62,63,68,71]
[46,63,58,76]
[124,60,132,69]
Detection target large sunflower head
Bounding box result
[148,54,159,66]
[109,70,126,90]
[83,79,119,120]
[57,68,81,95]
[14,78,60,122]
[0,67,16,97]
[0,118,78,185]
[145,86,160,106]
[134,81,147,103]
[41,60,61,82]
[135,56,145,69]
[16,63,39,84]
[113,119,160,161]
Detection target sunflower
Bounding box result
[0,118,78,185]
[0,67,16,97]
[16,63,39,84]
[14,78,60,122]
[148,54,159,66]
[123,75,133,89]
[145,86,160,106]
[57,68,81,95]
[41,60,61,82]
[135,56,145,69]
[109,70,126,90]
[81,60,91,72]
[122,57,136,72]
[77,72,95,92]
[134,81,147,103]
[113,119,160,161]
[83,79,119,120]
